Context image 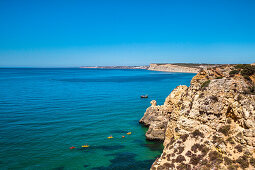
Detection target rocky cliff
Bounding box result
[140,64,255,169]
[148,64,201,73]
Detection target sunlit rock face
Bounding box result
[148,64,200,73]
[140,64,255,169]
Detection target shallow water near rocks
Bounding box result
[0,68,195,169]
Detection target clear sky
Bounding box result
[0,0,255,67]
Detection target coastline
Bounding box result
[80,63,222,74]
[80,66,149,70]
[147,69,198,74]
[140,64,255,169]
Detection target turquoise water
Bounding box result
[0,68,195,169]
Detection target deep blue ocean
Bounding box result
[0,68,195,169]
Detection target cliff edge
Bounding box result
[140,64,255,169]
[148,63,201,73]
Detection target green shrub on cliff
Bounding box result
[248,86,255,94]
[209,95,218,102]
[235,64,247,69]
[219,125,231,136]
[250,157,255,167]
[201,80,210,89]
[191,129,204,138]
[236,155,249,169]
[241,67,255,76]
[209,151,223,163]
[233,64,255,80]
[229,70,239,75]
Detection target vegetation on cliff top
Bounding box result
[152,63,221,68]
[201,80,210,89]
[230,64,255,80]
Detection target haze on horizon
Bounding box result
[0,0,255,67]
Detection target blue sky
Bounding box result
[0,0,255,67]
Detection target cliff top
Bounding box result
[150,63,223,68]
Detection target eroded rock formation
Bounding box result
[140,64,255,169]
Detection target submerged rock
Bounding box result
[140,64,255,169]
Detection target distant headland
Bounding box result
[80,65,149,69]
[80,63,223,73]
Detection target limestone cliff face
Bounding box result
[140,65,255,169]
[148,64,200,73]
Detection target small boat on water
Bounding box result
[127,132,131,135]
[140,95,148,98]
[82,145,90,148]
[108,135,113,139]
[69,146,76,149]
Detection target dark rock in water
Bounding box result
[110,152,136,161]
[132,139,145,144]
[92,145,125,151]
[109,130,127,133]
[93,152,158,170]
[76,144,125,152]
[140,143,163,151]
[53,167,64,170]
[97,145,125,151]
[91,166,107,170]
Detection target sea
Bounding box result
[0,68,195,169]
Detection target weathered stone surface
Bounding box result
[140,65,255,169]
